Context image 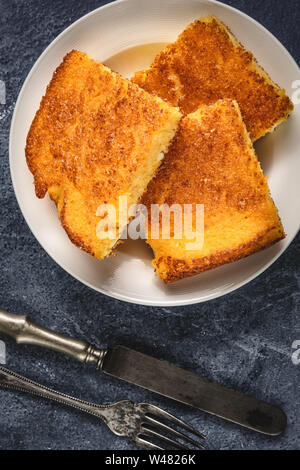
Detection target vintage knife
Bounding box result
[0,309,286,435]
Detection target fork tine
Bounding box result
[140,427,189,450]
[145,404,206,440]
[135,436,164,450]
[144,414,205,449]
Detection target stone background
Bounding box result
[0,0,299,450]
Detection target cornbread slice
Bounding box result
[142,99,285,283]
[26,50,181,259]
[132,15,293,142]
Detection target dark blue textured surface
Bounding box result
[0,0,299,450]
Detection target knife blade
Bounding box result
[103,346,286,436]
[0,309,286,435]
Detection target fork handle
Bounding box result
[0,309,107,368]
[0,365,111,421]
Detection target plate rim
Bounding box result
[9,0,300,306]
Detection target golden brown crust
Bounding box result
[142,99,285,283]
[26,50,181,259]
[154,231,283,283]
[132,15,293,141]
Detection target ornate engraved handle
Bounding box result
[0,365,112,420]
[0,309,107,369]
[0,366,135,435]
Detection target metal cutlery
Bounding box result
[0,365,205,450]
[0,309,287,435]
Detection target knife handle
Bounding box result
[0,309,107,368]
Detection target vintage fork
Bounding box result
[0,365,205,450]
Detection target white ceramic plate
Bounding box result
[10,0,300,306]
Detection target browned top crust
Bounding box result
[132,15,293,141]
[26,50,181,258]
[142,99,285,282]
